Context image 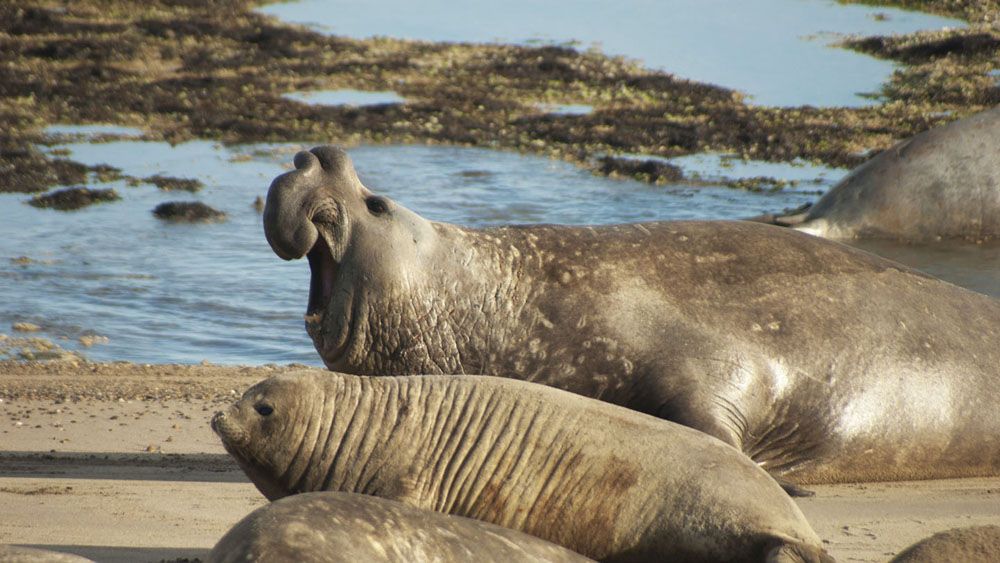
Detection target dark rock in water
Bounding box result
[593,156,684,184]
[153,201,226,222]
[134,174,203,192]
[252,195,265,213]
[28,186,121,210]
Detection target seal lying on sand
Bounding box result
[212,371,833,563]
[209,491,592,563]
[889,525,1000,563]
[264,146,1000,489]
[762,106,1000,241]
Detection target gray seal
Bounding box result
[0,546,93,563]
[889,525,1000,562]
[787,106,1000,241]
[209,491,592,563]
[263,145,1000,489]
[212,371,833,563]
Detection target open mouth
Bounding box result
[305,234,337,324]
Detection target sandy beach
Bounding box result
[0,360,996,562]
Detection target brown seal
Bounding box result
[889,525,1000,562]
[263,145,1000,489]
[212,371,833,563]
[772,106,1000,241]
[209,491,592,563]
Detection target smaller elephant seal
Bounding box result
[209,491,592,563]
[0,545,93,563]
[212,371,833,563]
[774,106,1000,241]
[889,525,1000,563]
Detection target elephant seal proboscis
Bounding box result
[0,545,93,562]
[773,106,1000,241]
[209,491,592,563]
[889,525,1000,563]
[212,371,833,563]
[263,145,1000,489]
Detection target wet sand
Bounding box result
[1,361,997,562]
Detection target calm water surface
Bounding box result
[4,138,997,365]
[258,0,963,107]
[2,140,839,365]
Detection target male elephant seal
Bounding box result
[212,371,833,563]
[209,491,592,563]
[889,525,1000,562]
[770,106,1000,241]
[0,545,93,562]
[263,145,1000,488]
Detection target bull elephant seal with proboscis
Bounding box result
[264,146,1000,490]
[209,491,593,563]
[768,106,1000,241]
[212,371,833,563]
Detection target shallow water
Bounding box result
[282,89,406,107]
[2,141,837,365]
[846,240,1000,300]
[5,140,996,366]
[257,0,963,107]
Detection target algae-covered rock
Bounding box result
[152,201,226,222]
[28,187,121,210]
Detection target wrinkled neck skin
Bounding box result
[313,222,542,377]
[277,376,621,555]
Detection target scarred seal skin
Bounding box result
[793,106,1000,241]
[0,545,93,562]
[263,145,1000,489]
[208,491,593,563]
[212,371,834,563]
[889,525,1000,563]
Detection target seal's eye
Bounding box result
[365,196,388,216]
[254,403,274,417]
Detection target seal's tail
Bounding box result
[766,540,837,563]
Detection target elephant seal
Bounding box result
[889,525,1000,562]
[777,106,1000,241]
[0,545,93,562]
[212,371,833,563]
[263,145,1000,488]
[209,491,592,563]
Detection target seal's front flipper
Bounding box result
[766,540,836,563]
[773,474,815,498]
[744,203,813,227]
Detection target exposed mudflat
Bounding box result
[1,361,999,563]
[2,0,997,194]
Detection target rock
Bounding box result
[152,201,226,222]
[28,187,121,210]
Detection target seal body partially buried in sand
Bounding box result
[209,492,592,563]
[212,371,832,563]
[263,145,1000,487]
[889,525,1000,562]
[782,106,1000,241]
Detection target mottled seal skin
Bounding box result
[0,545,93,563]
[889,525,1000,563]
[793,106,1000,241]
[263,146,1000,487]
[212,371,833,563]
[209,491,593,563]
